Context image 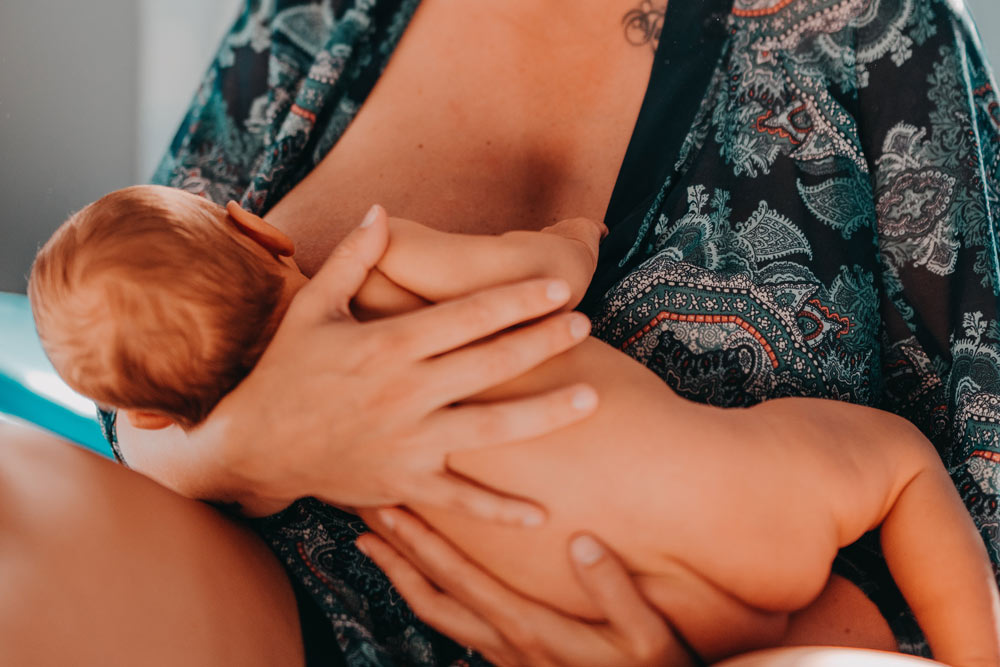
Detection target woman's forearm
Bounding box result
[115,413,283,515]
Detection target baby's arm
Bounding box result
[880,455,1000,666]
[351,217,605,319]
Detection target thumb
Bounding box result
[569,534,685,664]
[297,205,390,320]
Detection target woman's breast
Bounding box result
[264,0,655,276]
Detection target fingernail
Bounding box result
[356,540,370,556]
[546,280,571,303]
[569,315,591,340]
[571,535,604,566]
[522,510,545,527]
[571,386,598,411]
[360,205,380,228]
[378,508,396,529]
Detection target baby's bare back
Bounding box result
[392,336,928,655]
[352,222,997,663]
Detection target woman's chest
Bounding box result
[266,0,656,276]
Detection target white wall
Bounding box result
[968,0,1000,63]
[137,0,241,180]
[0,0,138,294]
[0,0,239,294]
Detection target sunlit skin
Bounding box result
[32,187,1000,665]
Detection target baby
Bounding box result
[29,185,1000,665]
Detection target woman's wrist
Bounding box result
[186,405,297,514]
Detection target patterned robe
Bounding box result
[101,0,1000,662]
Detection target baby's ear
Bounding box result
[123,409,176,431]
[225,201,296,257]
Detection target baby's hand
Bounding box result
[528,218,607,308]
[374,214,607,313]
[539,218,608,268]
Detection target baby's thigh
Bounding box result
[0,423,303,667]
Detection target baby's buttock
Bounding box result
[408,338,850,621]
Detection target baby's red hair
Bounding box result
[29,185,286,429]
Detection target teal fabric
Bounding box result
[0,293,111,458]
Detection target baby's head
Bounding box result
[29,185,307,431]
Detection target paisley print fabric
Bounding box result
[152,0,422,213]
[99,0,1000,662]
[588,0,1000,655]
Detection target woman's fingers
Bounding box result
[425,384,598,456]
[371,509,535,632]
[404,474,546,526]
[379,278,576,360]
[355,533,510,657]
[420,312,592,407]
[365,511,688,667]
[569,534,690,665]
[295,205,390,320]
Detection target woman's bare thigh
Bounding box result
[0,421,303,666]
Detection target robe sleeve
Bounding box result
[839,0,1000,654]
[150,0,419,213]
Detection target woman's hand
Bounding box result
[358,508,695,667]
[189,206,597,522]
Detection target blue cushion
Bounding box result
[0,292,112,458]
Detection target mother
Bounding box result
[6,0,1000,664]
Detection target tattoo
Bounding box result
[622,1,667,51]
